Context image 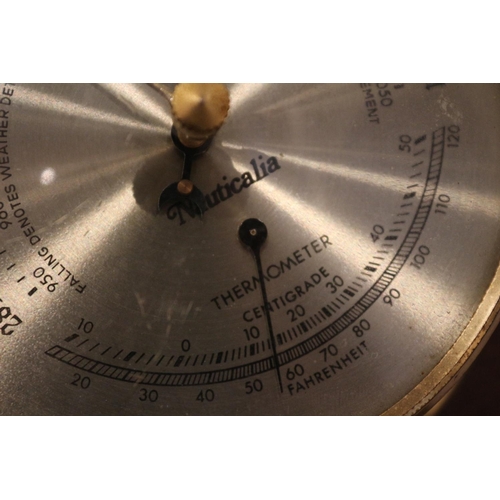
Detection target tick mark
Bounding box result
[28,287,38,296]
[7,263,15,270]
[17,276,26,283]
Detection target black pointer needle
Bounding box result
[158,127,210,214]
[156,84,230,216]
[239,218,283,393]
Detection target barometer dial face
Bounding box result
[0,83,499,415]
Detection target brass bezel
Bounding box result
[384,263,500,415]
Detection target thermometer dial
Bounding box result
[0,83,499,415]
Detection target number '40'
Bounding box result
[370,225,384,243]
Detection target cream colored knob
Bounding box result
[172,83,230,148]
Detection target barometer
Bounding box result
[0,83,499,415]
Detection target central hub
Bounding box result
[172,83,230,148]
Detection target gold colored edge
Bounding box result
[383,261,500,416]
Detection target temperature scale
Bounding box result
[0,83,499,415]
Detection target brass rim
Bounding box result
[384,262,500,415]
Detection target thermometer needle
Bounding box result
[239,218,284,393]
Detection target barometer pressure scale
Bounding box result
[0,83,499,415]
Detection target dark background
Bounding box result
[433,323,500,415]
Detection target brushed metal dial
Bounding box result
[0,83,499,415]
